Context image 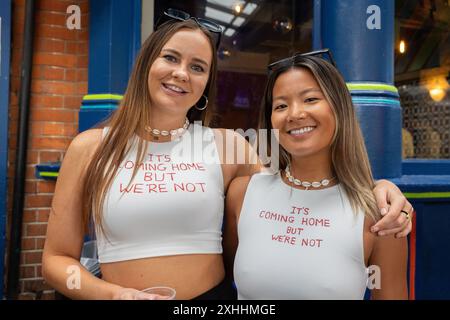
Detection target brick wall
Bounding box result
[8,0,89,299]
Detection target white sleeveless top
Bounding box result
[96,123,224,263]
[234,172,368,299]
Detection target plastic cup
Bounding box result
[137,286,176,300]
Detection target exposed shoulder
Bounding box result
[364,215,377,232]
[70,128,103,148]
[53,129,105,207]
[363,216,378,265]
[65,128,104,163]
[368,225,408,299]
[226,176,252,221]
[373,229,408,252]
[227,176,252,202]
[368,214,408,273]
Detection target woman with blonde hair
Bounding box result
[43,8,411,299]
[224,51,409,299]
[43,10,241,300]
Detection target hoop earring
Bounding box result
[195,95,208,111]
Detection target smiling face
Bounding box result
[270,67,336,160]
[147,28,213,116]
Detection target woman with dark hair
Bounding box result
[224,52,409,299]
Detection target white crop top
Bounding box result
[234,172,368,299]
[96,123,224,263]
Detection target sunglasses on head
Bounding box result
[156,8,223,49]
[267,49,337,73]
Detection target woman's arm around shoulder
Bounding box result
[223,176,252,281]
[369,231,409,300]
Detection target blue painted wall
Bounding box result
[402,160,450,176]
[412,198,450,299]
[79,0,141,133]
[88,0,141,94]
[353,95,402,179]
[0,0,12,299]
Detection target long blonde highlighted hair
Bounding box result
[81,20,218,235]
[259,56,380,221]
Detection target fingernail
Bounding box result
[380,208,388,215]
[378,231,385,236]
[371,227,379,233]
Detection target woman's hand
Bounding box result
[371,179,413,238]
[112,288,170,300]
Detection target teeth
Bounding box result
[165,84,184,93]
[290,127,314,135]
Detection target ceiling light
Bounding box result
[205,6,234,24]
[232,17,245,27]
[234,3,243,14]
[243,3,258,15]
[206,0,237,9]
[399,40,406,54]
[429,88,446,102]
[225,28,236,37]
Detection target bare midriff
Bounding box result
[100,253,225,299]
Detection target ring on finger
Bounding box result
[401,209,412,221]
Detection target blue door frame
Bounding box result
[0,0,12,299]
[79,0,141,133]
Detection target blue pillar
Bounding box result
[0,0,12,299]
[79,0,141,132]
[316,0,401,179]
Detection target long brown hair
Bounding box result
[259,56,380,221]
[81,20,218,235]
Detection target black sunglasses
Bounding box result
[156,8,223,49]
[267,49,337,73]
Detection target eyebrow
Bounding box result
[273,88,322,101]
[161,48,210,68]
